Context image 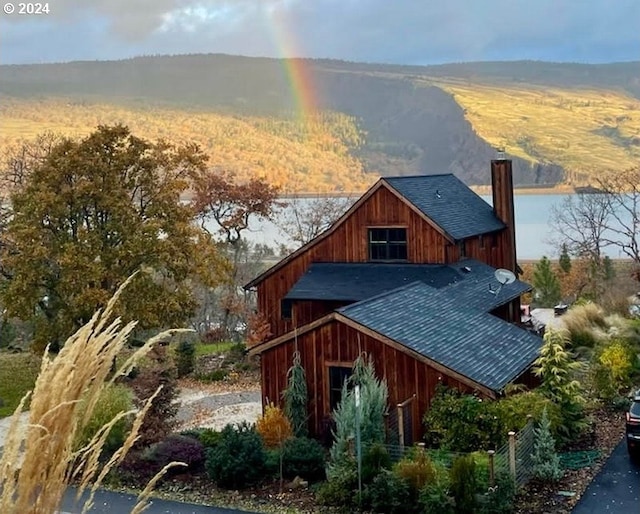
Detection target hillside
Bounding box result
[1,55,638,191]
[0,98,372,193]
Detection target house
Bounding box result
[245,159,542,443]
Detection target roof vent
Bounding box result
[435,189,442,199]
[462,266,472,273]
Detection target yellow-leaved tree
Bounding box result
[0,125,226,352]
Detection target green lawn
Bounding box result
[194,341,236,358]
[0,352,41,417]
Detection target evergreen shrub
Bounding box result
[198,427,223,448]
[281,436,326,481]
[423,385,501,452]
[315,459,358,508]
[450,455,477,514]
[174,340,195,377]
[205,422,266,489]
[394,449,437,492]
[361,442,392,484]
[419,480,454,514]
[366,470,412,514]
[531,408,563,482]
[479,471,516,514]
[282,351,308,437]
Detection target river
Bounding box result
[225,193,627,261]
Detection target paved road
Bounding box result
[572,439,640,513]
[60,488,259,514]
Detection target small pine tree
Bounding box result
[533,256,562,307]
[282,351,308,437]
[328,354,389,479]
[450,455,477,514]
[531,408,563,482]
[602,256,615,281]
[559,244,572,274]
[533,328,586,441]
[174,340,196,378]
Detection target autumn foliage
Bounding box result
[256,403,293,449]
[0,125,225,350]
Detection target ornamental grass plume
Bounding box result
[0,275,188,514]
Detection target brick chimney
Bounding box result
[491,155,517,274]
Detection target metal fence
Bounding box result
[375,417,538,487]
[385,394,416,451]
[494,418,536,486]
[360,416,595,490]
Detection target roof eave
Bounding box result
[335,312,498,398]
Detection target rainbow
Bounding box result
[263,5,319,125]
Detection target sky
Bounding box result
[0,0,639,66]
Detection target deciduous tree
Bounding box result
[550,193,609,269]
[276,194,355,247]
[551,166,640,282]
[0,125,224,351]
[194,169,281,339]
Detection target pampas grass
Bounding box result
[562,303,608,348]
[0,275,189,514]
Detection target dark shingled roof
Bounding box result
[284,263,459,302]
[384,175,505,240]
[285,259,530,312]
[338,282,542,392]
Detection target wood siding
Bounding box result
[260,319,480,442]
[257,186,453,339]
[292,300,351,328]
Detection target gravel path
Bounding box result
[176,388,262,431]
[0,387,262,452]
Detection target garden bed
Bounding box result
[514,406,626,513]
[112,404,625,514]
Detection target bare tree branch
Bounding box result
[550,166,640,282]
[275,194,355,246]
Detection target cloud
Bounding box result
[0,0,638,64]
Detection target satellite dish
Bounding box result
[495,268,516,286]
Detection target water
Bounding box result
[213,193,624,260]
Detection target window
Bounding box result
[368,228,407,261]
[329,366,353,411]
[281,299,292,320]
[458,240,466,258]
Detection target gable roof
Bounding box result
[338,282,541,392]
[245,174,507,289]
[383,175,505,240]
[284,259,530,312]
